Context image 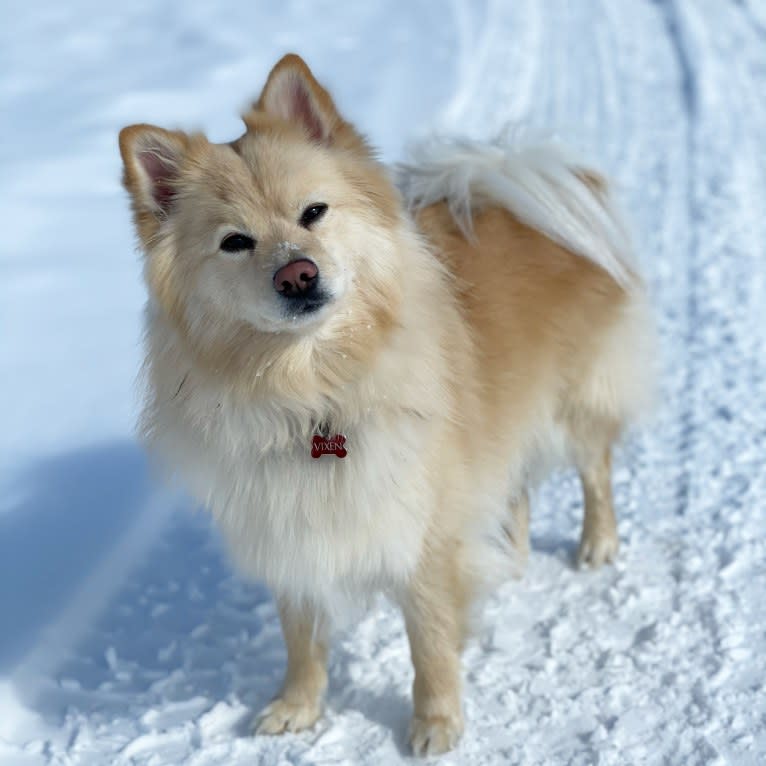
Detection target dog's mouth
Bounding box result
[280,289,333,325]
[294,295,327,314]
[286,290,329,311]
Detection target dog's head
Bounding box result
[120,55,406,387]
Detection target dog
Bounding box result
[119,53,654,756]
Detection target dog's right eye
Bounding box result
[220,233,256,252]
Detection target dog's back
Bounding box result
[417,201,652,440]
[406,137,655,568]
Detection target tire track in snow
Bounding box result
[733,0,766,39]
[654,0,702,521]
[438,0,492,129]
[438,0,542,134]
[662,5,766,756]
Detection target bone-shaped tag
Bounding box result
[311,433,347,459]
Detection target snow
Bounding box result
[1,1,765,764]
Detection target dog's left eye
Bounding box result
[300,203,328,228]
[220,233,256,252]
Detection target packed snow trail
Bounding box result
[1,1,765,764]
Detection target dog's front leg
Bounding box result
[401,551,467,756]
[254,596,328,735]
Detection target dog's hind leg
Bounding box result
[568,415,621,568]
[577,446,619,567]
[254,596,328,735]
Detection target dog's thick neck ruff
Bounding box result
[140,278,451,604]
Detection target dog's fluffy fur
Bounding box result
[119,54,654,755]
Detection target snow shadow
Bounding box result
[0,440,153,673]
[12,487,278,734]
[330,647,413,756]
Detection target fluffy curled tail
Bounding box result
[397,131,637,288]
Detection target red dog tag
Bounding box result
[311,433,347,459]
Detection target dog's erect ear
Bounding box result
[249,54,350,146]
[119,124,189,216]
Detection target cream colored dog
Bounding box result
[119,54,653,756]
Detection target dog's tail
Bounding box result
[397,131,636,287]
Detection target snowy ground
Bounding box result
[2,1,766,764]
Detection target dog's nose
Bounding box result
[273,259,319,297]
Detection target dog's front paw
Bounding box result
[254,697,322,735]
[577,526,619,568]
[409,714,464,756]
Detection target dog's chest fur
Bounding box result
[149,368,436,604]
